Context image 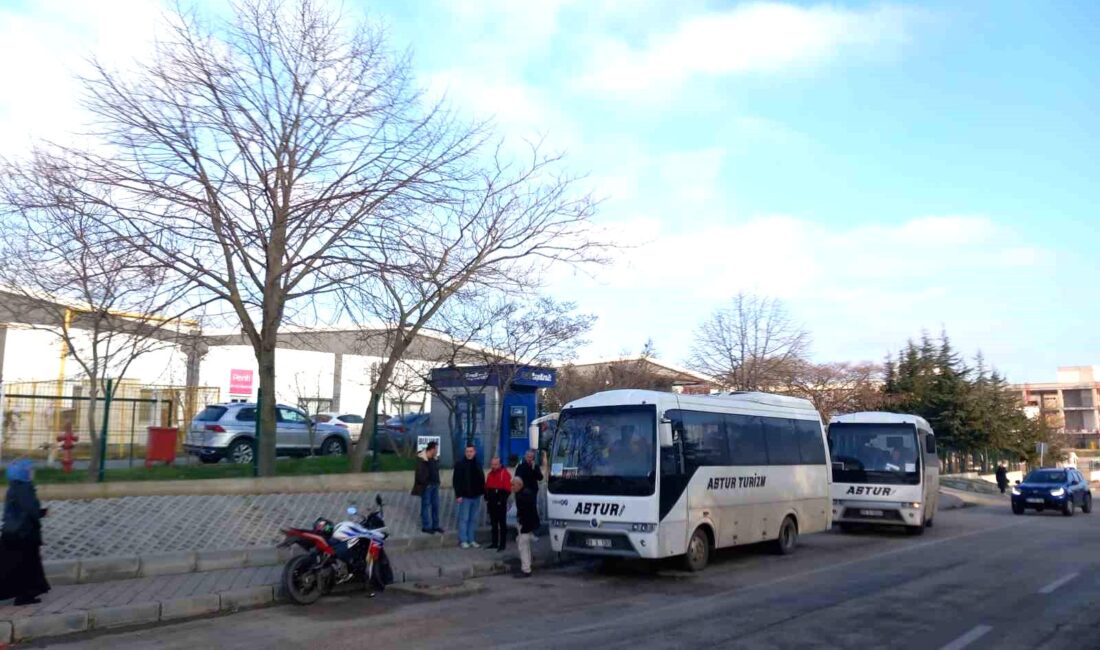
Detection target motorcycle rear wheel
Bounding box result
[282,554,325,605]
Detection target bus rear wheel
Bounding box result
[773,516,798,555]
[682,528,710,572]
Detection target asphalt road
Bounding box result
[36,500,1100,650]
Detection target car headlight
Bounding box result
[1050,487,1065,497]
[1011,487,1021,495]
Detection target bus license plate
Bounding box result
[859,509,884,517]
[586,538,612,548]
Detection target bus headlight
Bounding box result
[630,523,655,533]
[907,502,921,509]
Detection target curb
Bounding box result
[44,527,500,585]
[4,550,570,643]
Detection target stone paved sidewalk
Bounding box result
[37,490,465,560]
[0,538,559,643]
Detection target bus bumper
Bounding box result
[549,525,660,559]
[831,500,924,527]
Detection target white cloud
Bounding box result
[579,2,916,97]
[0,0,165,151]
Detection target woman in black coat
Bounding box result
[1,459,50,605]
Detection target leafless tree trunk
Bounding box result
[0,154,200,480]
[688,292,810,392]
[14,0,490,475]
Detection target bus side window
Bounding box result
[794,420,827,465]
[726,414,768,465]
[925,434,937,455]
[762,418,801,465]
[675,410,729,468]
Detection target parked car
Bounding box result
[185,403,351,464]
[1011,468,1093,516]
[312,412,366,441]
[378,413,430,452]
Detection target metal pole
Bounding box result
[0,380,5,466]
[253,387,261,478]
[129,400,137,469]
[98,378,112,483]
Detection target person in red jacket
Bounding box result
[484,456,513,552]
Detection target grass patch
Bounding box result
[2,454,417,485]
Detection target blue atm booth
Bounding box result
[427,365,556,469]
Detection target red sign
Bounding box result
[229,369,254,395]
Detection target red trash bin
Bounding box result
[145,426,179,468]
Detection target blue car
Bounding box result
[1011,468,1093,516]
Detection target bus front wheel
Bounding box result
[682,528,710,572]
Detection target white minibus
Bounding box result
[547,390,832,571]
[828,412,939,534]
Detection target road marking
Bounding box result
[940,624,993,650]
[1038,572,1079,595]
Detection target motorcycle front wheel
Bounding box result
[282,554,325,605]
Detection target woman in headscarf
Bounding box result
[1,459,50,605]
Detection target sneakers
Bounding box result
[470,541,481,548]
[514,571,532,579]
[460,542,471,549]
[432,528,445,534]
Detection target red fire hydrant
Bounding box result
[57,423,79,474]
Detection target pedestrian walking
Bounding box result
[0,459,50,605]
[485,456,512,552]
[515,448,544,494]
[996,463,1009,495]
[453,444,485,548]
[512,477,540,578]
[412,441,444,534]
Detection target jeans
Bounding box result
[420,484,440,531]
[517,532,533,574]
[457,496,482,544]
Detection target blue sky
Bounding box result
[1,0,1097,382]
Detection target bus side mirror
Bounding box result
[659,420,674,447]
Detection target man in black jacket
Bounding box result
[412,442,443,534]
[512,477,540,577]
[453,444,485,548]
[514,448,544,493]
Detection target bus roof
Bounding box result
[830,411,933,433]
[562,389,821,420]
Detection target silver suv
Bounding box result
[184,403,351,464]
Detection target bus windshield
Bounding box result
[828,422,921,486]
[548,405,656,496]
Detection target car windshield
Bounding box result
[548,405,656,496]
[1024,470,1067,484]
[828,422,921,486]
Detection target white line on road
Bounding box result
[940,624,993,650]
[1038,572,1080,595]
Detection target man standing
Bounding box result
[412,441,443,534]
[453,444,485,548]
[512,477,540,578]
[515,448,544,493]
[485,456,512,552]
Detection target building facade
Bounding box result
[1015,366,1100,449]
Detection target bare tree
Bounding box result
[25,0,490,475]
[0,153,199,479]
[776,360,884,419]
[545,339,689,410]
[688,292,810,392]
[397,296,591,465]
[340,144,603,471]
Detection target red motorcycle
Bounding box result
[279,495,393,604]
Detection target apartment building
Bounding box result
[1015,366,1100,449]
